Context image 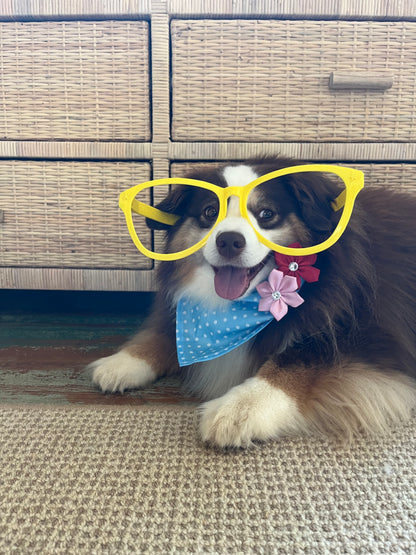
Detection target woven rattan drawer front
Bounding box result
[171,162,416,194]
[171,20,416,142]
[0,21,150,141]
[0,161,152,269]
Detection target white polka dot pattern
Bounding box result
[176,292,274,366]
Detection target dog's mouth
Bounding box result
[213,256,270,300]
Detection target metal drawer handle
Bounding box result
[329,71,393,91]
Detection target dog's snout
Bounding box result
[216,231,246,259]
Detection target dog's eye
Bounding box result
[259,208,274,220]
[203,206,218,221]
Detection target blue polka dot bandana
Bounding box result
[176,292,274,367]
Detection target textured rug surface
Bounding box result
[0,405,415,554]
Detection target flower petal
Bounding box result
[258,296,274,312]
[276,261,290,273]
[293,275,303,289]
[270,299,288,321]
[298,253,317,266]
[274,252,290,268]
[279,274,299,294]
[281,291,304,308]
[256,281,273,298]
[298,266,320,283]
[268,269,284,291]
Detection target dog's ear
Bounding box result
[145,186,190,230]
[289,174,337,233]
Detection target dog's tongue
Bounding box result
[214,266,249,300]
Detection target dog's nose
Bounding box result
[216,231,246,259]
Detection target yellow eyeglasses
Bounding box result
[119,164,364,261]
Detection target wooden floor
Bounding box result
[0,291,197,406]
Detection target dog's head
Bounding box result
[147,157,341,305]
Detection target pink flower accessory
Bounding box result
[274,242,320,288]
[256,269,304,321]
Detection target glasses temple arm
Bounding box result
[131,199,179,226]
[331,190,346,212]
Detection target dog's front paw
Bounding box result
[199,377,306,448]
[90,351,156,393]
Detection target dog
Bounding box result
[91,156,416,447]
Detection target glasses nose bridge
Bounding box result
[221,186,246,214]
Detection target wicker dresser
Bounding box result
[0,0,415,291]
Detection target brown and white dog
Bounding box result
[91,156,416,447]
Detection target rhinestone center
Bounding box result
[272,291,281,301]
[288,261,299,272]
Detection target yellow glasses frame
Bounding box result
[119,164,364,261]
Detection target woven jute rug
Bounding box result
[0,404,415,554]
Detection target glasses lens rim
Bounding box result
[246,169,348,251]
[130,181,222,258]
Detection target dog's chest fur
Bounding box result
[184,341,258,400]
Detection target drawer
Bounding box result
[0,21,150,141]
[171,162,416,194]
[0,161,152,269]
[171,20,416,142]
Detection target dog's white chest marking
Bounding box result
[184,341,257,400]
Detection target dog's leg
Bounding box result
[199,361,309,448]
[200,359,416,448]
[90,329,178,393]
